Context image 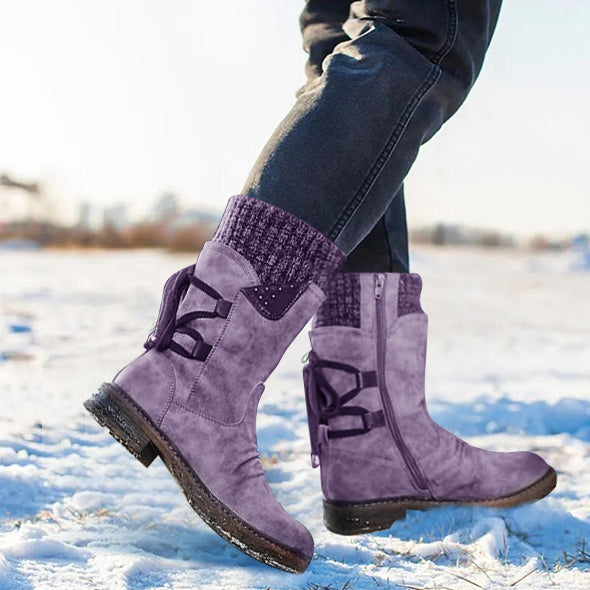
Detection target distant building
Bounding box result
[173,207,221,230]
[412,223,516,248]
[150,192,180,224]
[102,204,129,230]
[77,202,92,229]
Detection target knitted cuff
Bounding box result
[212,195,345,291]
[314,273,361,328]
[398,273,423,316]
[314,272,423,328]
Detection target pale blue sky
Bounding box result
[0,0,588,236]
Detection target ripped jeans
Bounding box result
[242,0,502,272]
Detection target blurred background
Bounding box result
[1,3,590,588]
[1,0,589,251]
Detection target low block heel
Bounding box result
[84,383,159,467]
[323,499,406,535]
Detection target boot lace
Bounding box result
[304,350,384,466]
[144,264,232,361]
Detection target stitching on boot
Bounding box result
[186,288,242,408]
[203,240,261,285]
[156,354,177,428]
[186,285,324,422]
[176,243,261,411]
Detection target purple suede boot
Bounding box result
[84,195,345,572]
[304,272,557,535]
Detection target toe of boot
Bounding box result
[297,524,314,565]
[158,399,314,572]
[272,514,314,569]
[478,449,556,503]
[258,502,314,567]
[511,450,554,492]
[434,440,556,504]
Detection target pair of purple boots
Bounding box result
[84,196,556,573]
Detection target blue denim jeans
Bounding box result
[242,0,502,272]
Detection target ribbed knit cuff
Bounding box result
[212,195,345,290]
[314,272,423,328]
[314,273,361,328]
[398,273,423,316]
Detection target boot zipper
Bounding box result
[374,273,428,491]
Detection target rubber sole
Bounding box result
[84,382,311,574]
[323,467,558,535]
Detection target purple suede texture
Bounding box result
[114,241,260,425]
[188,284,324,422]
[307,272,553,503]
[114,348,175,427]
[114,240,322,559]
[213,194,345,291]
[112,196,348,561]
[309,328,422,502]
[160,382,313,553]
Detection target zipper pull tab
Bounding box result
[374,273,385,299]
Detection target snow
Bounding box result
[1,246,589,589]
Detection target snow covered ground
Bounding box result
[1,245,589,590]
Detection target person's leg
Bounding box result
[243,0,502,258]
[300,0,409,272]
[299,0,351,86]
[84,1,504,571]
[288,2,555,534]
[341,188,409,272]
[299,0,409,273]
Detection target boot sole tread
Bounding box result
[84,382,310,574]
[323,467,557,535]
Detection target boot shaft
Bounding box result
[305,272,431,500]
[304,271,555,514]
[137,241,332,424]
[116,194,346,426]
[100,195,348,573]
[308,272,429,424]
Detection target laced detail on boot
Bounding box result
[304,350,384,467]
[144,264,232,361]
